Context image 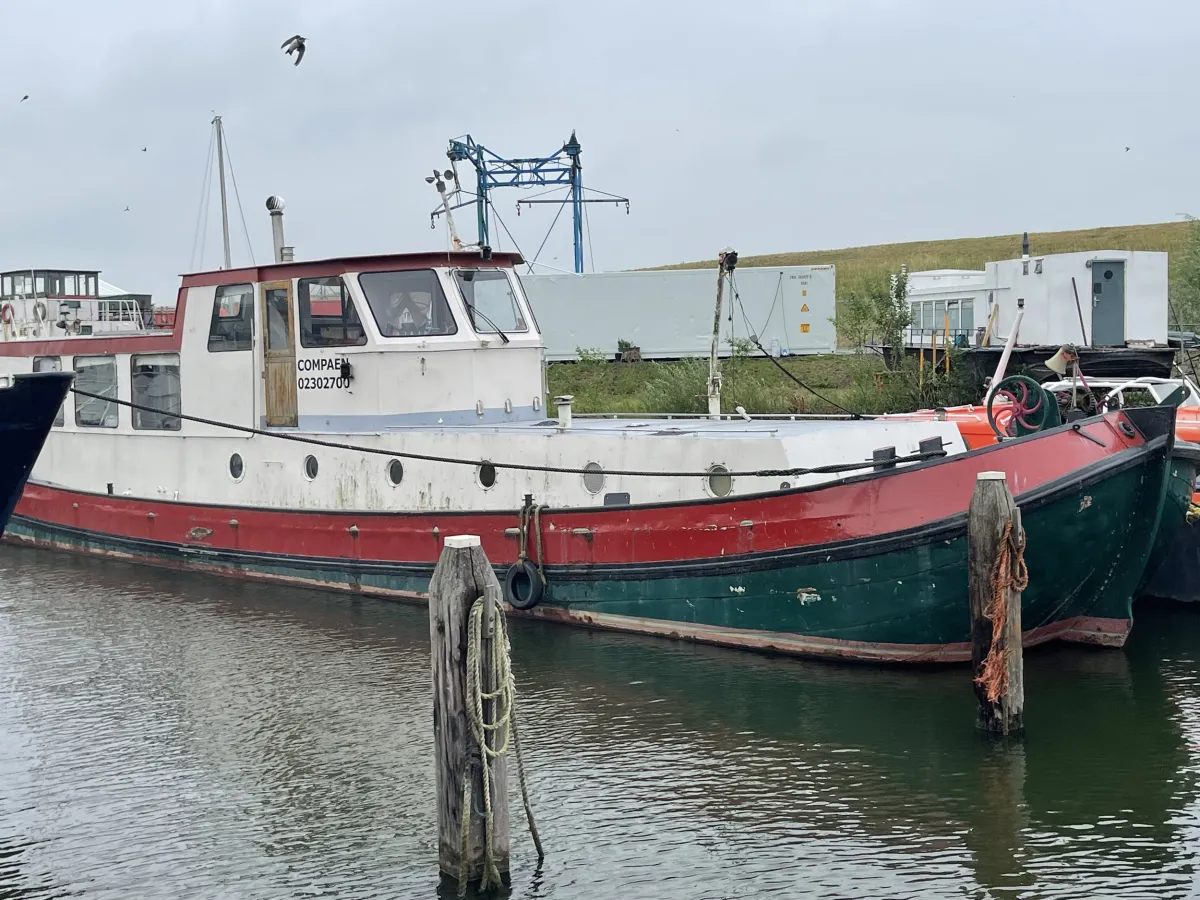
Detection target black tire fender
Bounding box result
[504,559,544,610]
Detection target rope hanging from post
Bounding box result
[517,502,547,587]
[458,591,543,894]
[974,518,1028,704]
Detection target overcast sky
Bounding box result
[0,0,1195,303]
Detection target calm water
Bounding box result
[2,546,1200,899]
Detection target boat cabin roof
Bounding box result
[180,250,526,288]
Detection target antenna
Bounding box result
[426,169,464,251]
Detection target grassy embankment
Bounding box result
[548,222,1191,415]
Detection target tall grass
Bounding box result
[547,350,895,417]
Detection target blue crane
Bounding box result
[431,131,628,274]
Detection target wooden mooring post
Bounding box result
[429,535,510,891]
[968,472,1026,736]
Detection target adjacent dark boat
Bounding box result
[961,345,1177,386]
[0,372,73,533]
[1140,447,1200,602]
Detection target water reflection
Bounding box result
[1,545,1199,898]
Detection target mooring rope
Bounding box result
[458,591,543,894]
[67,388,944,479]
[517,502,547,587]
[974,518,1029,704]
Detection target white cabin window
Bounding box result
[298,277,367,348]
[455,269,528,335]
[33,356,65,426]
[359,269,458,338]
[131,353,181,431]
[208,284,254,352]
[73,356,118,428]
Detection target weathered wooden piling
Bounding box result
[429,535,510,890]
[968,472,1026,735]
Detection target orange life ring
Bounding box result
[0,303,13,325]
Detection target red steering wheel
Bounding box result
[987,375,1049,438]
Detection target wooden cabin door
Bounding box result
[261,280,298,427]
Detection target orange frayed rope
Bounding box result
[974,518,1028,704]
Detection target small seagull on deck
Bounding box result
[281,34,307,66]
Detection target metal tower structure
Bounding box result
[431,131,628,273]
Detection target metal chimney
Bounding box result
[266,196,287,263]
[1021,231,1030,259]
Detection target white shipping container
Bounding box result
[521,265,837,361]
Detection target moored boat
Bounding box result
[0,371,73,533]
[0,201,1183,662]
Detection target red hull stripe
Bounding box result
[14,415,1143,568]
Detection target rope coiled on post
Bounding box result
[458,592,543,895]
[974,518,1028,705]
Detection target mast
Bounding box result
[707,248,738,419]
[213,115,232,270]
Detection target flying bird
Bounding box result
[124,206,130,212]
[1125,146,1130,152]
[281,34,306,66]
[20,94,28,102]
[141,146,147,152]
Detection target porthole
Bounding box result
[707,464,732,498]
[1104,269,1114,280]
[229,453,244,481]
[303,454,319,480]
[387,459,404,486]
[478,461,497,489]
[780,481,791,490]
[582,462,605,494]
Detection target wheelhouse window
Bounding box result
[73,356,118,427]
[358,269,458,337]
[454,269,527,334]
[131,353,181,431]
[33,356,65,426]
[208,283,254,351]
[298,276,366,348]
